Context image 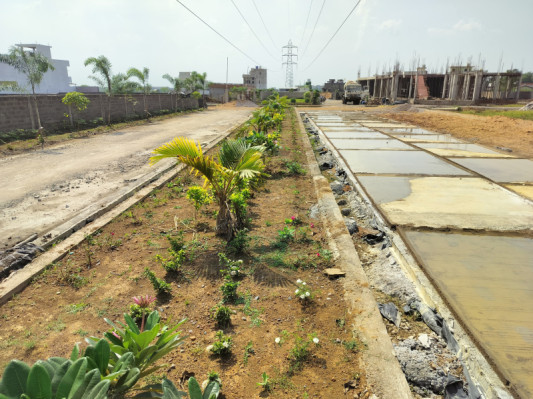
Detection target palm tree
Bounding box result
[110,73,140,94]
[0,45,55,130]
[127,67,151,115]
[162,74,185,111]
[84,55,112,123]
[150,137,265,239]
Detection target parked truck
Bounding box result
[342,80,364,104]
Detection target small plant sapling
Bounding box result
[257,372,272,392]
[186,185,212,220]
[211,330,233,356]
[220,277,240,303]
[144,268,172,295]
[218,252,243,279]
[211,305,232,328]
[294,279,313,303]
[278,226,295,242]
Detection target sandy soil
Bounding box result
[0,105,254,249]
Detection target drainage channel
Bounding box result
[302,111,533,399]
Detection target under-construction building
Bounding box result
[358,65,522,104]
[242,66,267,90]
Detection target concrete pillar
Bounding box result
[463,74,471,100]
[450,73,459,100]
[408,75,413,99]
[413,71,419,101]
[442,74,448,99]
[516,75,523,101]
[493,75,501,99]
[392,73,400,101]
[472,72,483,101]
[379,78,383,98]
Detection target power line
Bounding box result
[229,0,278,62]
[299,0,314,49]
[302,0,363,71]
[174,0,260,65]
[251,0,279,55]
[301,0,326,58]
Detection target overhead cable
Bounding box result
[302,0,363,71]
[301,0,326,58]
[299,0,315,50]
[230,0,278,62]
[251,0,279,55]
[174,0,261,65]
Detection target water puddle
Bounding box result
[403,231,533,399]
[330,138,414,150]
[357,176,413,203]
[339,150,471,175]
[449,158,533,183]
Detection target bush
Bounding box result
[211,330,233,356]
[304,91,312,104]
[212,304,232,327]
[227,228,250,255]
[144,268,172,295]
[220,277,240,303]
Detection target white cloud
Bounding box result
[378,19,402,30]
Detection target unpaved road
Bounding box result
[0,105,254,249]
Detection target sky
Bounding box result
[1,0,532,89]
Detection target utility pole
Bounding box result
[224,57,229,103]
[282,40,298,88]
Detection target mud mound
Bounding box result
[235,99,258,107]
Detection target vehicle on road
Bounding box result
[343,80,364,104]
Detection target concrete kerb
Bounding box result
[296,111,413,399]
[0,118,248,306]
[304,112,513,399]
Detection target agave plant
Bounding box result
[151,138,265,239]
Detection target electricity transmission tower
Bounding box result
[282,40,298,88]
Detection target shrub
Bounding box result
[304,91,312,104]
[227,228,250,255]
[211,330,233,356]
[230,189,250,229]
[212,304,232,328]
[144,268,172,295]
[278,226,295,242]
[186,186,212,220]
[218,252,243,279]
[294,279,313,303]
[286,160,306,175]
[220,277,240,303]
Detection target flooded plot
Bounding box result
[380,127,435,135]
[403,231,533,399]
[325,132,390,139]
[359,176,533,231]
[450,158,533,183]
[394,134,462,143]
[415,143,513,158]
[504,184,533,201]
[330,138,414,150]
[339,150,471,176]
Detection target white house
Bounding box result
[0,44,73,94]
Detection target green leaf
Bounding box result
[123,313,140,335]
[81,380,109,399]
[187,377,203,399]
[103,331,123,346]
[162,378,186,399]
[26,364,52,399]
[202,381,220,399]
[70,369,100,399]
[132,325,160,352]
[114,368,140,392]
[113,352,135,372]
[70,344,80,362]
[92,339,110,375]
[50,360,71,396]
[56,358,87,399]
[35,360,55,381]
[144,311,160,331]
[0,360,30,397]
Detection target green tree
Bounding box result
[162,74,185,96]
[128,67,152,115]
[151,138,265,239]
[0,45,55,130]
[61,92,90,127]
[111,73,140,94]
[521,72,533,84]
[84,55,113,123]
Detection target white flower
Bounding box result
[300,294,305,299]
[305,291,310,297]
[296,279,302,284]
[275,337,281,344]
[302,282,307,286]
[230,271,236,276]
[222,341,229,348]
[313,337,319,344]
[295,289,299,294]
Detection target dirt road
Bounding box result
[0,105,254,249]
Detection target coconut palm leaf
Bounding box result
[150,137,204,165]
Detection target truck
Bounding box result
[342,80,364,104]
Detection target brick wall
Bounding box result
[0,94,199,132]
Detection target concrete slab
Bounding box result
[358,176,533,231]
[325,132,390,139]
[330,138,415,150]
[322,126,376,132]
[380,127,435,135]
[415,143,514,158]
[361,123,412,128]
[394,134,462,143]
[450,158,533,183]
[504,184,533,200]
[340,150,471,176]
[403,231,533,399]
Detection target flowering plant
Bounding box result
[218,252,243,279]
[294,279,313,302]
[211,330,233,356]
[130,295,156,331]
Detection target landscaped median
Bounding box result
[0,97,377,398]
